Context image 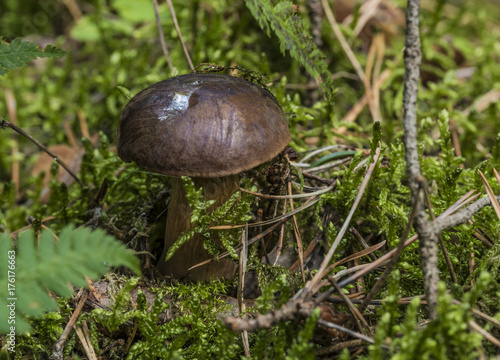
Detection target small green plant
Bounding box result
[367,271,489,360]
[0,37,66,77]
[165,176,255,262]
[0,225,140,333]
[244,0,335,98]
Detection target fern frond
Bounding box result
[0,37,67,77]
[244,0,335,98]
[0,225,140,333]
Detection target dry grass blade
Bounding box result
[335,188,485,291]
[302,157,352,174]
[328,276,373,337]
[274,199,288,265]
[462,89,500,117]
[422,185,458,284]
[322,0,365,82]
[451,299,500,330]
[353,0,382,36]
[153,0,174,70]
[165,0,194,70]
[493,168,500,188]
[210,196,321,230]
[189,214,294,271]
[350,228,377,261]
[298,145,352,164]
[60,0,82,21]
[468,320,500,349]
[192,197,322,271]
[288,180,305,281]
[478,170,500,220]
[299,143,382,298]
[52,291,89,355]
[317,240,386,279]
[438,190,479,219]
[239,182,334,199]
[317,320,377,345]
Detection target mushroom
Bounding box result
[117,73,291,281]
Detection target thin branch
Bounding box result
[52,290,89,356]
[1,118,84,187]
[238,226,251,358]
[434,194,500,232]
[223,301,315,332]
[321,0,365,82]
[423,185,458,283]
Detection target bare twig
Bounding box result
[434,194,500,232]
[401,0,440,318]
[422,185,458,283]
[223,301,316,332]
[238,226,251,358]
[74,321,98,360]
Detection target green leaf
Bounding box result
[0,226,140,333]
[0,38,67,77]
[112,0,156,23]
[244,0,336,99]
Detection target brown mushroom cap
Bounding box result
[117,73,291,177]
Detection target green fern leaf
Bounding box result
[0,225,140,333]
[245,0,335,99]
[0,37,67,77]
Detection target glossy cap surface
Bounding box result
[117,73,291,177]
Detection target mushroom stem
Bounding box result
[157,175,239,281]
